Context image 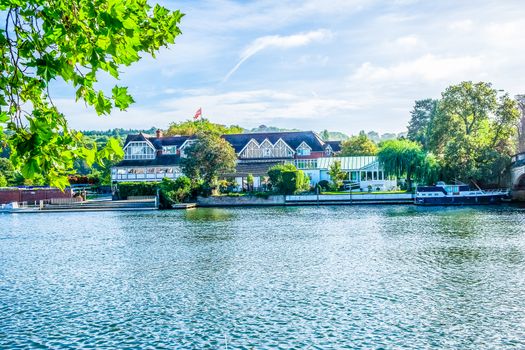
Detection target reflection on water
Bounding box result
[184,207,237,222]
[1,206,525,348]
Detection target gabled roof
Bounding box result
[222,131,326,153]
[296,141,312,150]
[123,134,192,150]
[324,141,342,152]
[148,136,192,150]
[123,133,156,150]
[122,131,334,157]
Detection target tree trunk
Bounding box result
[518,115,525,152]
[517,96,525,152]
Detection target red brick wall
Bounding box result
[0,188,73,204]
[295,151,326,159]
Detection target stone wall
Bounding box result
[197,195,285,207]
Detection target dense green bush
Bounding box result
[158,176,192,207]
[317,180,330,191]
[218,179,238,194]
[117,182,158,199]
[117,177,195,209]
[268,163,310,195]
[254,191,270,199]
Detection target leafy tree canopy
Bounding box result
[407,98,438,149]
[166,119,243,136]
[181,132,237,188]
[0,0,183,188]
[426,82,519,184]
[340,131,378,156]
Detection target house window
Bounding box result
[295,159,317,169]
[162,146,177,154]
[262,147,272,157]
[124,142,155,160]
[297,148,310,156]
[296,142,311,156]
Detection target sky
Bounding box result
[56,0,525,135]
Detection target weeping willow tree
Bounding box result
[378,139,440,190]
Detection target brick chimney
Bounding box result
[156,129,163,138]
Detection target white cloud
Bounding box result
[448,19,473,31]
[394,35,421,48]
[223,29,332,82]
[60,88,360,131]
[351,54,484,82]
[50,0,525,135]
[484,20,525,48]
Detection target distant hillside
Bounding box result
[318,130,349,141]
[246,125,301,133]
[364,131,407,143]
[81,127,157,137]
[79,126,406,144]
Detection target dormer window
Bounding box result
[325,145,333,156]
[124,141,155,160]
[162,146,177,154]
[296,141,311,156]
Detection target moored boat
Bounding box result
[415,182,509,205]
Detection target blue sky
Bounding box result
[56,0,525,134]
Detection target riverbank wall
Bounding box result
[197,195,286,207]
[197,193,414,207]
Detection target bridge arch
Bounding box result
[514,173,525,190]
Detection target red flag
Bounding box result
[193,108,202,120]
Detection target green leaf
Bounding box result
[22,158,39,179]
[0,112,9,123]
[112,86,135,110]
[107,137,124,157]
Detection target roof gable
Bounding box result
[223,131,326,153]
[124,134,192,150]
[296,141,312,150]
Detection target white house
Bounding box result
[297,156,397,191]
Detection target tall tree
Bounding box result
[516,95,525,152]
[428,82,519,184]
[407,99,438,149]
[181,132,237,190]
[328,160,347,189]
[340,131,378,156]
[1,1,183,187]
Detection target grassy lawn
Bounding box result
[321,190,409,195]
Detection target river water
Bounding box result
[1,206,525,349]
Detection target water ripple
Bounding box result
[1,206,525,348]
